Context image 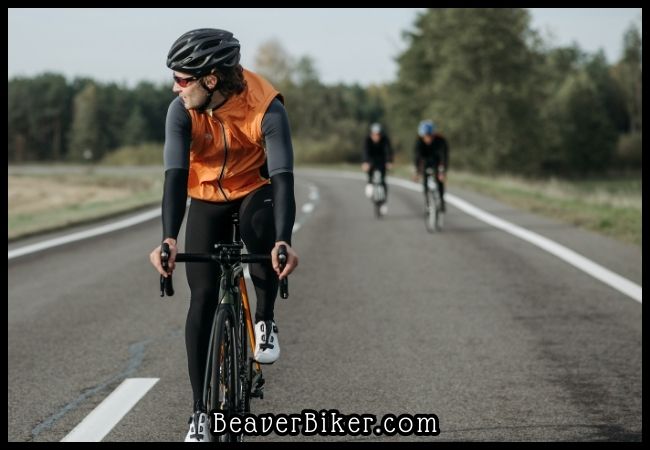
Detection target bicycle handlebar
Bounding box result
[174,253,271,264]
[159,243,289,299]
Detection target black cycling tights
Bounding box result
[422,169,445,204]
[184,184,277,410]
[366,162,388,198]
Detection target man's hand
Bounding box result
[361,162,370,173]
[412,166,421,182]
[437,166,446,183]
[150,238,177,277]
[271,241,299,280]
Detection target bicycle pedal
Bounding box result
[251,385,265,399]
[250,372,265,398]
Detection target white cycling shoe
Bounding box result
[184,412,211,442]
[364,184,373,198]
[254,320,280,364]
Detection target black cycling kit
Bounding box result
[363,133,394,195]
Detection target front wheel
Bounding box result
[425,190,436,233]
[206,307,240,442]
[372,184,386,218]
[436,206,444,231]
[237,299,252,415]
[433,191,443,231]
[374,201,383,218]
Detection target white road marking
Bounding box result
[446,193,642,303]
[60,378,159,442]
[8,208,161,260]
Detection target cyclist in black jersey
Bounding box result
[362,123,393,214]
[148,28,299,442]
[414,120,449,212]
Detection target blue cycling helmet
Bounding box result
[370,123,382,134]
[418,120,436,137]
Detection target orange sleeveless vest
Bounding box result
[187,69,281,202]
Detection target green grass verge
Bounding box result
[8,168,162,241]
[389,165,641,246]
[8,163,641,247]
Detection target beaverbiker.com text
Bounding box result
[211,409,440,437]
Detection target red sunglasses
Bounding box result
[173,75,198,87]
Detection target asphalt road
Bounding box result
[8,169,642,442]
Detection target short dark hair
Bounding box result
[211,64,246,98]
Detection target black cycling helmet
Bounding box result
[167,29,241,77]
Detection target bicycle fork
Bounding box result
[239,277,265,398]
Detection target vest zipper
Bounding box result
[215,118,230,201]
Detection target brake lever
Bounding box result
[278,245,289,299]
[160,242,174,297]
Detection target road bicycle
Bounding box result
[370,168,387,218]
[159,212,288,442]
[424,167,444,233]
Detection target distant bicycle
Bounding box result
[160,212,288,442]
[370,168,387,218]
[424,167,444,232]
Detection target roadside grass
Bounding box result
[8,163,641,247]
[8,168,162,241]
[389,165,642,247]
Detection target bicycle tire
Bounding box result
[206,306,240,442]
[236,293,252,415]
[374,201,382,218]
[434,190,443,231]
[372,184,385,219]
[425,190,436,233]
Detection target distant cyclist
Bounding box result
[148,28,299,442]
[362,123,394,215]
[414,120,449,212]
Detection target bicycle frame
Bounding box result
[160,214,288,427]
[239,277,261,373]
[200,255,245,412]
[369,167,387,218]
[424,167,443,232]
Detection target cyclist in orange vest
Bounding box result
[148,28,299,442]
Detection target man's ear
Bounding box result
[205,74,218,89]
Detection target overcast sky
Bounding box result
[8,8,642,88]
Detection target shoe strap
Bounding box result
[190,412,206,441]
[260,320,276,350]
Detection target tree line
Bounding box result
[8,75,175,163]
[387,8,641,176]
[8,9,641,177]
